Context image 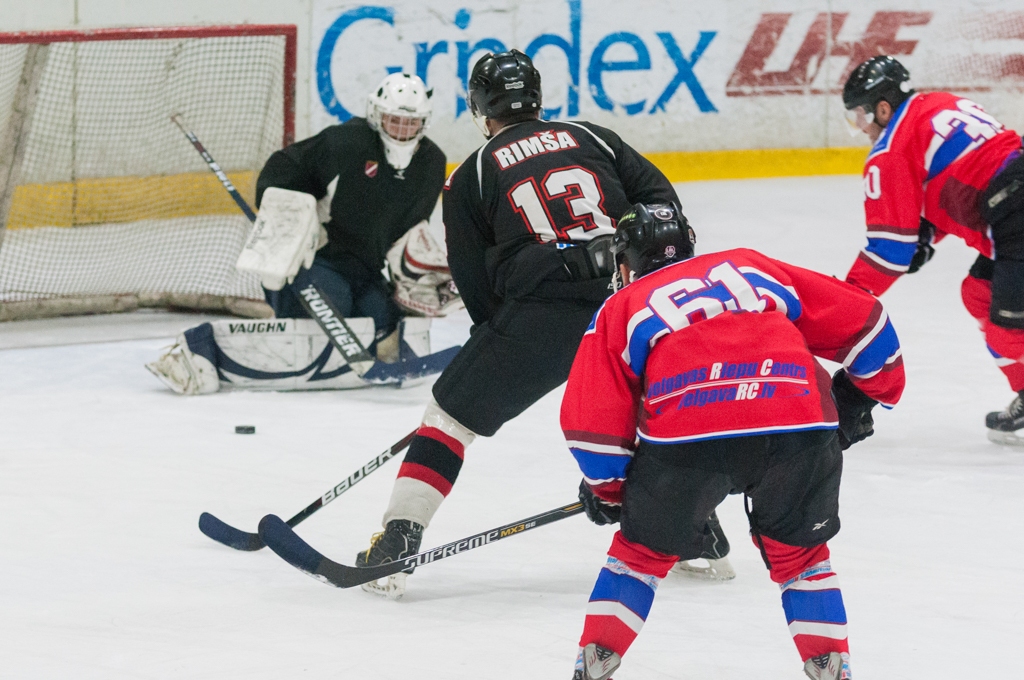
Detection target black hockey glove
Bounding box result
[907,217,936,274]
[831,369,878,450]
[578,480,621,525]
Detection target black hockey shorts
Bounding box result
[431,296,600,437]
[620,429,843,560]
[981,149,1024,328]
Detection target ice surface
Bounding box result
[1,176,1021,678]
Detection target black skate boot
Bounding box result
[985,390,1024,446]
[672,510,736,580]
[356,519,423,599]
[572,643,621,680]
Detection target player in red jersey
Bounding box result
[841,56,1024,444]
[562,203,905,680]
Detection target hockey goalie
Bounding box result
[147,73,462,394]
[146,217,462,395]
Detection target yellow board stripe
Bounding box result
[645,146,868,182]
[5,170,256,229]
[6,147,867,230]
[444,146,868,183]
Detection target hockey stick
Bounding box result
[198,429,416,551]
[257,501,585,588]
[171,114,380,375]
[171,114,258,221]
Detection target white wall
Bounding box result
[3,0,1023,163]
[308,0,1024,161]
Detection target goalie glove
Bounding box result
[386,220,463,316]
[831,369,878,450]
[578,480,622,526]
[236,187,324,290]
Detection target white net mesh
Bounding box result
[0,28,290,320]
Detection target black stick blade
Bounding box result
[259,513,399,588]
[199,512,264,551]
[259,502,587,590]
[258,514,344,585]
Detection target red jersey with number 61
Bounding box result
[846,92,1022,296]
[561,249,905,498]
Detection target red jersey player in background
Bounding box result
[841,56,1024,445]
[561,203,905,680]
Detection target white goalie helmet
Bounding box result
[366,73,433,171]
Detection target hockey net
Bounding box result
[0,25,296,321]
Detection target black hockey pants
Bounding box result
[431,295,601,437]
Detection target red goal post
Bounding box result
[0,24,297,321]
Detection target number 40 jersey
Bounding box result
[442,119,678,326]
[561,249,906,471]
[847,92,1022,297]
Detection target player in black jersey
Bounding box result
[256,73,447,352]
[355,51,727,597]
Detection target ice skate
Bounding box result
[356,519,423,600]
[572,643,621,680]
[672,510,736,581]
[672,556,736,580]
[985,391,1024,445]
[803,651,850,680]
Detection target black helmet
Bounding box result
[611,203,695,278]
[468,49,542,122]
[842,56,913,112]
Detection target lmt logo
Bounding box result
[726,11,932,96]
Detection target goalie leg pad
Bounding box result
[157,318,377,392]
[217,317,374,390]
[145,323,219,395]
[400,317,432,358]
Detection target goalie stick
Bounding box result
[257,501,585,589]
[171,114,452,382]
[198,429,415,551]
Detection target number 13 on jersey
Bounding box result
[508,166,615,242]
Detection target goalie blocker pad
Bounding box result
[236,187,325,291]
[387,220,463,317]
[146,317,433,394]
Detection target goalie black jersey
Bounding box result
[443,119,679,325]
[256,117,446,283]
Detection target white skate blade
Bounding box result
[671,556,736,581]
[987,428,1024,446]
[360,573,407,600]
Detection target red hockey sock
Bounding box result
[579,532,677,658]
[761,537,850,665]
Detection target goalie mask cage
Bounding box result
[0,25,296,321]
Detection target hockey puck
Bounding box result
[235,425,256,435]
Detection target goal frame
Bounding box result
[0,24,297,322]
